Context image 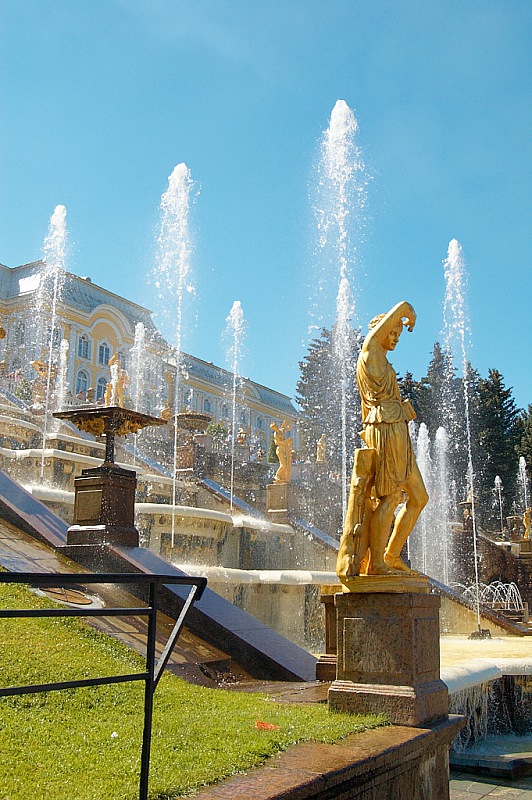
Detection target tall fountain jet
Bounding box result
[152,163,196,545]
[315,100,368,522]
[519,456,529,511]
[224,301,246,510]
[36,204,68,480]
[442,238,482,631]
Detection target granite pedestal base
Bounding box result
[328,589,448,727]
[266,483,290,524]
[67,464,139,547]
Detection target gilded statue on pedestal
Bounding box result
[337,301,428,584]
[316,433,327,463]
[524,508,531,540]
[270,420,292,484]
[105,353,129,407]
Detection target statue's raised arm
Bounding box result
[363,301,416,354]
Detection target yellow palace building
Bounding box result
[0,261,299,452]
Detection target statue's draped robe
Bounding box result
[356,356,416,498]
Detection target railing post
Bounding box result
[139,579,158,800]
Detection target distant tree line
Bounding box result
[296,329,531,530]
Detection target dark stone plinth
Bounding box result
[520,538,532,556]
[67,464,139,547]
[266,482,291,524]
[328,591,448,727]
[315,587,340,681]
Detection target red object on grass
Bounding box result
[255,720,279,730]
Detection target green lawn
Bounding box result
[0,582,385,800]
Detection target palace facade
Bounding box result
[0,261,299,451]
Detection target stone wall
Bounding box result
[191,718,464,800]
[478,535,532,607]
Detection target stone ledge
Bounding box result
[191,716,465,800]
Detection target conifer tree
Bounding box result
[296,326,362,470]
[476,369,521,522]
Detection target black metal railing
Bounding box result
[0,571,207,800]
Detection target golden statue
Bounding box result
[316,433,327,462]
[524,508,531,541]
[337,301,428,584]
[104,353,129,407]
[270,420,292,484]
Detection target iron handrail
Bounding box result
[0,571,207,800]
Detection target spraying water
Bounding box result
[131,322,146,412]
[315,100,368,521]
[224,301,246,510]
[56,339,70,411]
[435,426,451,584]
[410,424,451,583]
[494,476,504,532]
[153,163,196,546]
[442,238,482,630]
[38,205,68,479]
[415,423,432,575]
[519,456,529,510]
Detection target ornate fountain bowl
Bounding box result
[53,406,168,548]
[174,411,211,433]
[53,406,167,464]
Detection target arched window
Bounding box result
[14,322,25,346]
[96,376,107,402]
[75,369,89,397]
[46,325,62,349]
[98,341,110,366]
[221,404,228,418]
[204,398,211,413]
[77,335,90,360]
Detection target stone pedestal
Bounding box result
[266,482,290,524]
[520,538,532,556]
[328,588,448,727]
[67,464,139,547]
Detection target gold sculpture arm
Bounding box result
[364,301,416,352]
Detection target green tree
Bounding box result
[476,369,521,525]
[295,326,362,470]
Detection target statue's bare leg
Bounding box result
[366,490,403,575]
[384,464,428,573]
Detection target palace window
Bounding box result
[98,342,110,366]
[96,376,107,402]
[77,335,90,360]
[256,417,263,429]
[46,325,62,349]
[204,399,211,413]
[75,369,89,396]
[14,322,25,346]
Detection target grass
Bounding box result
[0,582,386,799]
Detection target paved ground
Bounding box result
[450,771,532,798]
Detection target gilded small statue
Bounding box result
[270,420,292,484]
[104,353,129,407]
[316,433,327,463]
[337,301,428,585]
[524,508,531,541]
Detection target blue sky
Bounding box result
[1,1,530,410]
